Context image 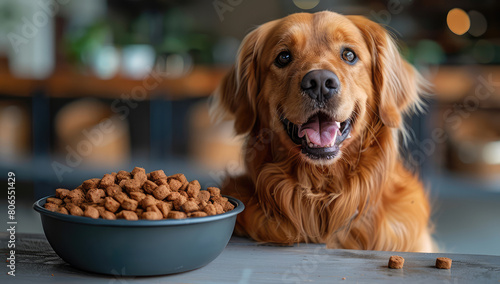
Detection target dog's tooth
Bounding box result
[336,121,341,128]
[305,133,311,144]
[308,142,314,148]
[347,134,352,139]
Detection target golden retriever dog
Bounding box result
[212,11,434,252]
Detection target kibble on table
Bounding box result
[388,255,405,269]
[436,257,452,269]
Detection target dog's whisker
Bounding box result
[349,109,387,159]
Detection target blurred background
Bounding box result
[0,0,499,255]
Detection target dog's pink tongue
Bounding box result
[298,115,339,147]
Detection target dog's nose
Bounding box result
[301,70,340,102]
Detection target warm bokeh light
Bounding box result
[468,10,487,37]
[292,0,320,10]
[447,8,470,35]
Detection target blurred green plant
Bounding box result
[62,21,111,68]
[62,7,216,67]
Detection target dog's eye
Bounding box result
[341,48,357,64]
[275,51,292,68]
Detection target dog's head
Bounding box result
[214,11,426,165]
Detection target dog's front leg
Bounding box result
[222,175,298,245]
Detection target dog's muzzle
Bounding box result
[281,112,352,160]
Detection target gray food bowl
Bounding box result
[33,195,244,276]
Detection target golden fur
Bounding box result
[212,11,434,252]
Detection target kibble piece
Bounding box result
[156,179,169,186]
[170,173,187,184]
[116,170,131,183]
[203,203,217,216]
[84,206,99,219]
[187,180,201,198]
[131,167,147,186]
[68,188,85,205]
[57,206,69,215]
[168,211,187,219]
[131,167,145,175]
[168,179,182,191]
[80,203,94,211]
[153,185,171,200]
[388,255,404,269]
[116,210,138,220]
[134,172,148,187]
[188,211,208,218]
[55,188,70,199]
[82,178,101,190]
[197,190,211,203]
[212,196,228,206]
[47,197,63,205]
[66,203,84,216]
[143,180,158,194]
[86,188,105,203]
[44,202,59,212]
[129,191,146,202]
[100,174,116,188]
[140,195,157,208]
[167,191,181,201]
[68,197,84,206]
[68,187,85,198]
[214,203,224,214]
[136,208,144,216]
[180,182,189,191]
[182,200,199,212]
[121,179,142,193]
[142,211,162,220]
[96,206,105,215]
[104,197,120,213]
[173,194,188,210]
[157,202,172,218]
[146,205,162,217]
[435,257,452,269]
[105,184,122,197]
[100,210,116,220]
[150,170,167,181]
[121,198,138,211]
[223,201,235,212]
[207,187,221,197]
[113,192,128,204]
[198,200,208,210]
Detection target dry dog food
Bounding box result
[435,257,452,269]
[388,255,405,269]
[44,167,234,220]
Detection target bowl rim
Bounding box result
[34,195,244,227]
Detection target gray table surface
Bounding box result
[1,233,499,283]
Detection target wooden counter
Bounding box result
[0,66,228,99]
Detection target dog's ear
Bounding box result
[347,16,427,128]
[212,23,270,134]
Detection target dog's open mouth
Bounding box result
[281,112,352,160]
